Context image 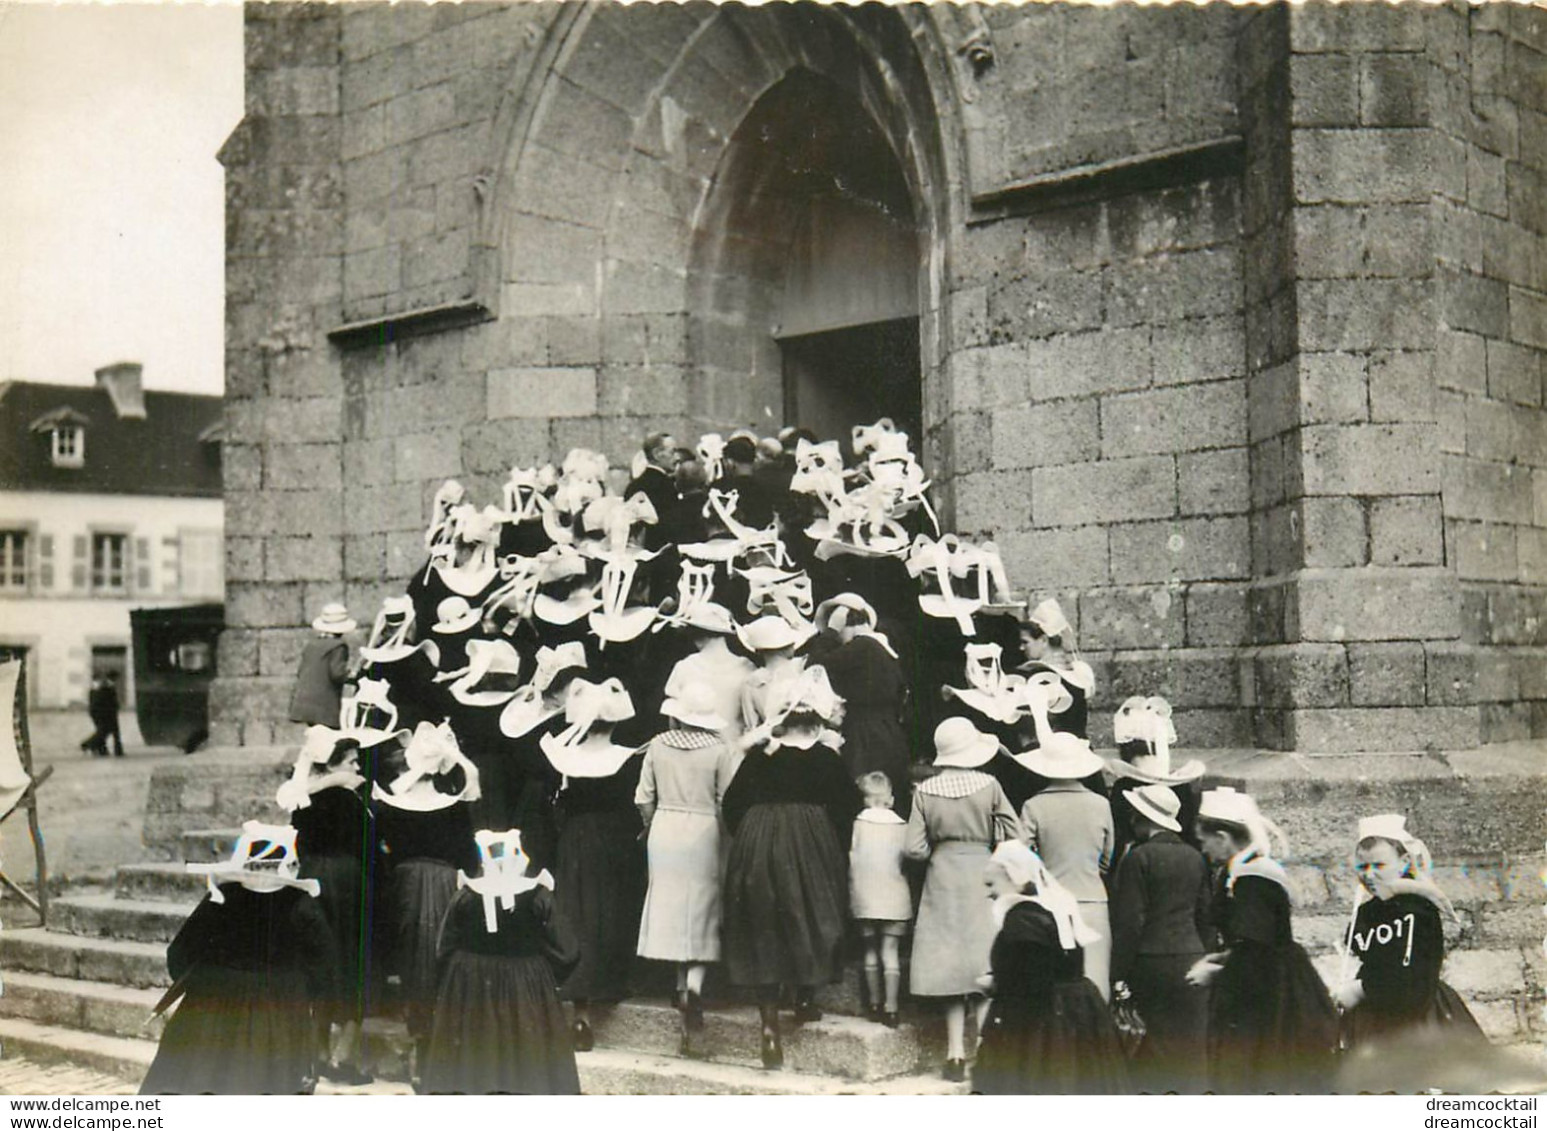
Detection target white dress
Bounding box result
[635,730,743,962]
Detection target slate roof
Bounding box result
[0,382,222,498]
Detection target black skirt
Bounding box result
[301,853,372,1024]
[389,857,459,1039]
[1208,940,1339,1094]
[421,951,579,1094]
[722,802,848,987]
[552,808,646,1001]
[974,979,1132,1095]
[140,966,316,1095]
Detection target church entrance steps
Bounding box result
[0,927,170,989]
[177,828,243,864]
[114,863,219,903]
[46,895,198,946]
[0,1017,155,1085]
[0,971,165,1042]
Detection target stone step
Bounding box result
[115,863,211,903]
[360,1002,943,1084]
[0,1017,156,1084]
[49,895,195,945]
[575,1047,969,1095]
[0,971,166,1042]
[0,927,171,988]
[0,1054,139,1096]
[589,1000,941,1080]
[178,827,242,865]
[143,750,293,855]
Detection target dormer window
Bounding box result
[52,424,84,467]
[30,406,91,468]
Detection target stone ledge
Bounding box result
[969,136,1246,223]
[327,299,492,350]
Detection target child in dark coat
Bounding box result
[1109,784,1212,1094]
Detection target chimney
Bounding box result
[94,362,146,419]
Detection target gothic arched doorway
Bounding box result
[687,69,922,453]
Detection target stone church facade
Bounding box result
[213,1,1547,755]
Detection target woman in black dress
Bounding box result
[540,677,647,1052]
[421,830,580,1094]
[371,723,482,1080]
[278,727,381,1085]
[1191,787,1339,1094]
[141,824,336,1095]
[974,840,1130,1095]
[721,671,861,1068]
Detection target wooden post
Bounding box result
[13,657,48,925]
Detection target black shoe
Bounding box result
[792,999,822,1024]
[571,1019,594,1052]
[760,1028,783,1070]
[943,1058,967,1083]
[684,989,704,1032]
[322,1063,373,1086]
[881,1010,901,1029]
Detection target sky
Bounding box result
[0,3,243,396]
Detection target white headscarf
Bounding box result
[989,840,1099,950]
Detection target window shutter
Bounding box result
[38,535,54,591]
[163,535,180,595]
[71,535,87,590]
[135,537,152,593]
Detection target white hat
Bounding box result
[1109,695,1206,784]
[312,603,357,635]
[533,548,600,625]
[538,678,637,777]
[432,596,481,635]
[736,615,807,653]
[185,821,320,903]
[1026,598,1071,639]
[447,639,524,706]
[588,558,656,644]
[1123,784,1183,833]
[1017,732,1104,780]
[457,829,555,934]
[337,679,412,749]
[1198,786,1287,858]
[1355,813,1432,869]
[497,643,588,738]
[372,721,481,812]
[275,725,362,812]
[661,681,730,732]
[359,596,438,665]
[931,716,998,769]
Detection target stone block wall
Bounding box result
[215,3,347,748]
[214,1,1546,754]
[1428,3,1547,742]
[948,176,1253,748]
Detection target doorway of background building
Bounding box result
[779,317,921,453]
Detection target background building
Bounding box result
[213,1,1547,753]
[0,362,224,708]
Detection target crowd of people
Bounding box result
[140,421,1487,1095]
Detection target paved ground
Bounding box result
[0,1056,137,1096]
[2,712,185,912]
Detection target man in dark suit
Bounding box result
[82,674,124,758]
[1109,783,1213,1094]
[624,432,682,552]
